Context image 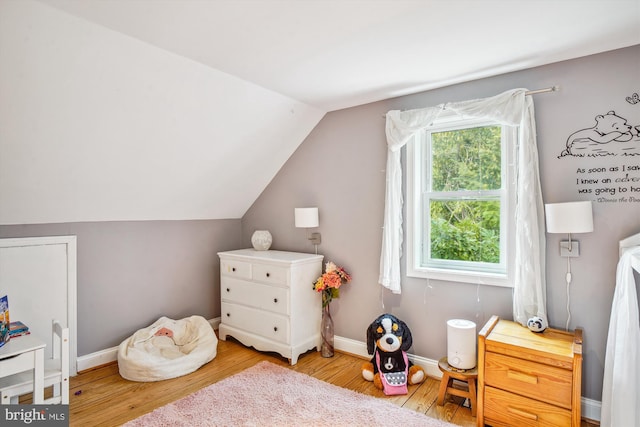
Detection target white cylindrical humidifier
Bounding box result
[447,319,477,369]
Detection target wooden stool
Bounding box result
[436,356,478,416]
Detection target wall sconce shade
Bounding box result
[295,208,319,228]
[545,201,593,234]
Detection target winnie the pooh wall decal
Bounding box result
[559,110,640,158]
[559,94,640,204]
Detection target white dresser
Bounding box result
[218,249,324,365]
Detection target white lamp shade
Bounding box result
[295,207,319,228]
[545,201,593,234]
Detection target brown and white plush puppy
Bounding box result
[361,313,425,391]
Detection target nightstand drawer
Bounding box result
[252,263,288,285]
[221,277,289,315]
[221,302,290,344]
[220,259,252,279]
[485,351,572,408]
[484,386,571,427]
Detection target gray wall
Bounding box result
[0,219,242,355]
[242,45,640,402]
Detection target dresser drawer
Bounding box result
[220,259,252,279]
[485,351,572,409]
[221,302,290,344]
[484,386,572,427]
[252,263,288,285]
[221,277,289,315]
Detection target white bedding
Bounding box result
[118,315,217,382]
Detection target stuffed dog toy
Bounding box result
[361,313,425,395]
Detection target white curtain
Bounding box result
[379,89,547,326]
[601,246,640,427]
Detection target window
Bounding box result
[406,113,515,287]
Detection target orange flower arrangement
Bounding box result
[313,261,352,308]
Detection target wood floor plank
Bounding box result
[402,377,440,413]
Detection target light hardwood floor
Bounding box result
[66,336,598,426]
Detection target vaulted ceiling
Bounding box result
[1,0,639,224]
[37,0,640,111]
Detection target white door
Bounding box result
[0,236,77,376]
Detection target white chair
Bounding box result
[0,320,69,404]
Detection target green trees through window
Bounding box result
[427,125,502,264]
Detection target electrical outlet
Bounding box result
[560,240,580,257]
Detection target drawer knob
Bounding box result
[232,267,236,272]
[266,272,270,277]
[273,326,278,332]
[226,288,230,292]
[273,298,278,303]
[226,313,230,317]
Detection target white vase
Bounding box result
[251,230,272,251]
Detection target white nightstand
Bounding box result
[218,249,323,365]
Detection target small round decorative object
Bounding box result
[251,230,272,251]
[527,316,548,333]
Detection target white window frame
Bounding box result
[406,113,516,287]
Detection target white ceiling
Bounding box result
[38,0,640,111]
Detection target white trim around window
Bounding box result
[405,116,516,288]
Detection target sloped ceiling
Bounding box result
[1,0,639,225]
[37,0,640,111]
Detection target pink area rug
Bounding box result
[124,361,456,427]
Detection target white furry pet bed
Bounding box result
[118,315,218,382]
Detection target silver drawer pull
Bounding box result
[507,369,538,384]
[507,406,538,421]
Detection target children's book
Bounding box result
[0,295,9,348]
[9,321,29,336]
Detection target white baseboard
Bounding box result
[581,397,601,423]
[77,346,118,372]
[77,320,600,422]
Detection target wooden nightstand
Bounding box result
[477,315,582,427]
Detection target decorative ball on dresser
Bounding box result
[251,230,272,251]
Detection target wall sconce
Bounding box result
[544,200,594,330]
[545,201,594,257]
[295,207,321,254]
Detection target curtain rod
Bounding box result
[382,86,559,118]
[525,85,559,95]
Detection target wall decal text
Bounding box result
[575,163,640,203]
